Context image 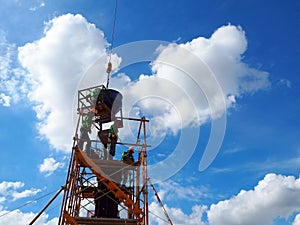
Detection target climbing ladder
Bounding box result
[57,85,150,225]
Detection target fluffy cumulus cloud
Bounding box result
[207,173,300,225]
[38,157,65,176]
[148,174,300,225]
[18,13,109,151]
[0,181,24,195]
[149,180,207,224]
[0,181,56,225]
[3,174,300,225]
[118,24,270,138]
[12,188,41,201]
[183,25,270,96]
[149,202,206,225]
[0,181,41,202]
[0,206,57,225]
[12,14,269,153]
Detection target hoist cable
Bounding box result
[106,0,118,88]
[109,0,118,61]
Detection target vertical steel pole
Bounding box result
[142,118,149,225]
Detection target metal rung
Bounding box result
[75,217,137,225]
[79,186,97,198]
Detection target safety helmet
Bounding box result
[128,146,134,152]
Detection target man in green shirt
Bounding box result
[121,146,135,186]
[78,111,93,156]
[87,88,101,107]
[107,120,119,160]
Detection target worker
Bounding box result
[107,120,120,159]
[121,146,135,186]
[78,111,93,156]
[87,88,101,107]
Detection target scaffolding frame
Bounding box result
[58,86,150,225]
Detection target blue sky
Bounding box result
[0,0,300,224]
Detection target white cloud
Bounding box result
[149,202,207,225]
[0,197,5,204]
[0,181,24,195]
[29,1,45,11]
[0,31,29,106]
[116,24,269,141]
[207,173,300,225]
[0,93,11,106]
[156,180,208,203]
[0,206,58,225]
[0,181,42,202]
[293,214,300,225]
[12,188,41,201]
[0,31,13,81]
[150,174,300,225]
[15,16,269,153]
[148,179,208,224]
[0,182,55,224]
[39,157,64,177]
[18,13,109,152]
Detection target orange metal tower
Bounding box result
[57,85,150,225]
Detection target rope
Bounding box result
[106,0,118,88]
[0,189,58,219]
[149,210,170,224]
[148,177,174,225]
